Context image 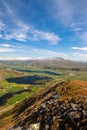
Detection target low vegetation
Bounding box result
[0,59,87,129]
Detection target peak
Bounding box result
[52,57,65,61]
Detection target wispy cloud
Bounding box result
[0,34,3,38]
[30,30,61,45]
[47,0,87,31]
[0,57,45,61]
[72,52,87,61]
[1,44,11,47]
[5,21,30,41]
[0,57,33,60]
[32,48,69,59]
[0,0,61,44]
[3,0,13,16]
[47,0,74,25]
[72,46,87,51]
[0,20,61,44]
[73,28,82,31]
[57,0,73,23]
[0,48,15,52]
[80,32,87,44]
[0,20,5,30]
[70,22,77,27]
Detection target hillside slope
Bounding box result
[0,80,87,130]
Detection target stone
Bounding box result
[52,95,60,100]
[7,127,13,130]
[15,127,21,130]
[46,101,52,106]
[82,110,87,118]
[70,103,78,111]
[7,127,22,130]
[69,111,81,119]
[45,124,49,129]
[28,123,40,130]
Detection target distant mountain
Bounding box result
[0,57,87,71]
[0,56,86,63]
[52,57,66,61]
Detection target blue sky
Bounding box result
[0,0,87,61]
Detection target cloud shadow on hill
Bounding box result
[0,89,31,106]
[13,69,63,76]
[6,75,53,85]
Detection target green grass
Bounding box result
[7,85,46,105]
[0,66,87,110]
[7,92,31,105]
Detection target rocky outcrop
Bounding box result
[38,98,87,130]
[2,80,87,130]
[8,98,87,130]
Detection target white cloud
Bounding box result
[0,34,2,38]
[46,49,87,62]
[11,21,30,41]
[31,30,61,45]
[70,22,83,32]
[0,48,15,52]
[0,1,61,44]
[72,52,87,61]
[72,46,87,51]
[47,0,87,29]
[0,57,45,60]
[0,20,60,44]
[70,22,77,27]
[32,48,69,59]
[33,49,38,52]
[2,44,10,47]
[73,28,82,31]
[2,21,30,42]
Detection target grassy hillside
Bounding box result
[0,59,87,129]
[0,59,87,109]
[0,80,87,130]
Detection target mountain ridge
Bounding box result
[0,80,87,130]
